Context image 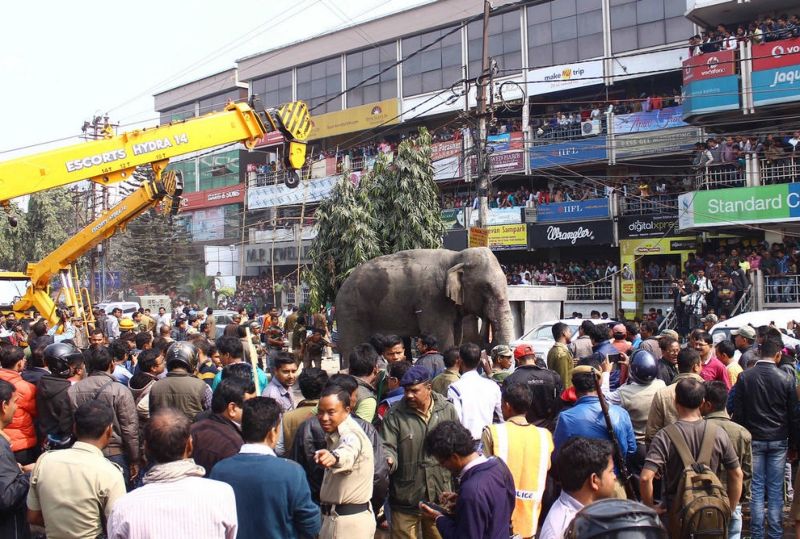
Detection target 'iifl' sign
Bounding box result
[752,37,800,106]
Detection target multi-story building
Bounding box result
[157,0,774,318]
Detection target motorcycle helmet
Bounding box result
[44,342,83,378]
[165,341,199,373]
[565,498,667,539]
[629,349,658,384]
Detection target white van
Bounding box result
[96,301,141,319]
[709,308,800,347]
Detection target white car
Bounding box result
[96,301,140,319]
[510,318,617,361]
[709,308,800,349]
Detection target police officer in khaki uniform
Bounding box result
[314,384,375,538]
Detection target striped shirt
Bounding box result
[107,475,237,539]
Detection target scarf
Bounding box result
[143,458,205,485]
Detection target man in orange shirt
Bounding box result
[0,344,37,464]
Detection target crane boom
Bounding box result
[0,98,310,205]
[0,98,310,325]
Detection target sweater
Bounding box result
[211,452,320,539]
[435,457,515,539]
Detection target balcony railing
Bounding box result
[695,165,745,190]
[566,280,612,301]
[764,275,800,304]
[760,157,799,185]
[644,279,673,300]
[620,194,678,215]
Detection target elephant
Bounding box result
[334,247,514,368]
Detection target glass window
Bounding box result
[402,25,462,97]
[467,11,521,77]
[198,150,240,191]
[612,0,693,53]
[160,103,195,124]
[251,70,293,109]
[296,58,342,114]
[198,89,242,116]
[167,160,198,193]
[528,0,603,68]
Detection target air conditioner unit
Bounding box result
[581,120,601,136]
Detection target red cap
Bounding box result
[514,343,536,360]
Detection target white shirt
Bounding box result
[447,370,502,440]
[539,491,584,539]
[240,443,276,457]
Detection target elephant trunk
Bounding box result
[486,302,514,345]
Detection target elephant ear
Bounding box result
[446,262,465,305]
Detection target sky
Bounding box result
[0,0,430,158]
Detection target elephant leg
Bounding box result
[416,311,456,352]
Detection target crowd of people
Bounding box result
[693,133,800,185]
[689,15,800,55]
[504,260,619,287]
[2,298,799,537]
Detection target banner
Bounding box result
[614,127,704,158]
[468,227,489,248]
[612,106,687,134]
[309,98,399,140]
[469,151,526,174]
[431,140,462,161]
[530,136,607,170]
[487,132,524,152]
[248,176,338,209]
[529,220,613,248]
[441,207,523,229]
[679,184,800,229]
[181,183,244,211]
[751,37,800,107]
[244,240,312,267]
[488,224,527,251]
[434,157,461,181]
[534,198,610,223]
[682,76,740,116]
[191,207,225,241]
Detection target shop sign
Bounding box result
[682,76,740,116]
[432,140,462,161]
[530,136,607,170]
[248,176,338,209]
[682,50,736,84]
[244,240,312,266]
[308,98,399,140]
[526,59,603,96]
[535,198,610,223]
[612,106,687,134]
[487,132,524,151]
[468,227,489,248]
[529,220,613,248]
[488,224,527,251]
[752,38,800,106]
[619,214,682,239]
[469,150,525,174]
[614,127,703,158]
[181,184,244,211]
[441,207,523,229]
[678,184,800,229]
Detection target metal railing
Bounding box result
[695,165,746,190]
[643,279,673,300]
[531,120,606,143]
[760,157,799,185]
[658,308,677,332]
[764,275,800,304]
[566,280,612,301]
[619,194,678,215]
[249,167,311,188]
[731,284,753,316]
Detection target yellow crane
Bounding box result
[0,97,310,325]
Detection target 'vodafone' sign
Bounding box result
[682,50,736,84]
[753,37,800,71]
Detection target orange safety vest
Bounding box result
[489,421,553,538]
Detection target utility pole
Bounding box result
[476,0,491,229]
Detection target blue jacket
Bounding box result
[436,457,515,539]
[553,396,637,462]
[210,452,320,539]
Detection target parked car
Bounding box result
[510,318,617,362]
[212,310,239,336]
[709,308,800,348]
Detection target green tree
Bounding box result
[308,127,444,307]
[0,188,72,272]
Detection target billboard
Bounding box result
[678,183,800,229]
[488,224,527,251]
[526,59,603,96]
[619,213,682,239]
[530,136,607,170]
[181,183,244,211]
[441,207,523,230]
[529,220,614,248]
[308,98,399,140]
[682,50,736,84]
[614,127,704,158]
[682,50,740,116]
[752,37,800,107]
[534,198,610,223]
[248,176,338,209]
[612,106,687,135]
